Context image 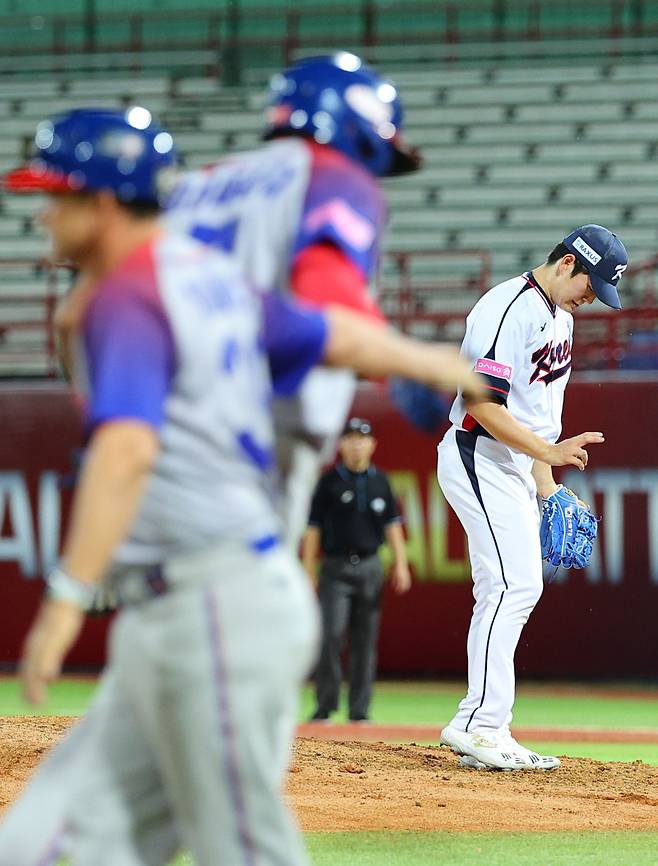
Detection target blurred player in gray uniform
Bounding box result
[166,51,422,547]
[0,109,482,865]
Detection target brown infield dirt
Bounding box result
[2,717,658,832]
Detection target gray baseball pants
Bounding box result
[0,542,319,866]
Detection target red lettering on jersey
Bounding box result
[529,339,572,386]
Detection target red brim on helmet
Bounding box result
[3,164,81,193]
[387,133,422,176]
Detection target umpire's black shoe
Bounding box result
[309,709,331,722]
[349,715,370,723]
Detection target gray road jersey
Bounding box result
[79,233,282,567]
[165,139,357,437]
[166,139,310,295]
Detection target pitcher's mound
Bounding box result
[290,737,658,831]
[2,718,657,832]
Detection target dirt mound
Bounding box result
[290,738,658,831]
[2,717,657,832]
[0,717,72,810]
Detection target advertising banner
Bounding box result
[0,380,656,676]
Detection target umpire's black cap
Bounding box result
[343,417,373,436]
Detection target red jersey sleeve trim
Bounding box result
[290,242,385,323]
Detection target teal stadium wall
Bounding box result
[3,1,658,58]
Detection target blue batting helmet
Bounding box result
[263,52,421,177]
[4,107,178,206]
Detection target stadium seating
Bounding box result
[2,54,658,283]
[1,5,658,373]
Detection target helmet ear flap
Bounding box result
[355,131,389,176]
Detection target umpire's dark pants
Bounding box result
[315,553,384,720]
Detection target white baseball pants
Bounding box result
[438,427,544,732]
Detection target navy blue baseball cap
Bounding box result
[562,224,628,310]
[3,107,178,206]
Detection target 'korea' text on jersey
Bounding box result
[449,272,573,476]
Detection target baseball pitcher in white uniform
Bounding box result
[438,224,628,771]
[0,108,483,865]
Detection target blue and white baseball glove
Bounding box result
[540,485,599,569]
[388,377,450,434]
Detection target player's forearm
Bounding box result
[466,400,553,462]
[323,306,484,397]
[384,521,408,566]
[531,459,559,498]
[60,422,159,585]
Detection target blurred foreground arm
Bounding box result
[322,305,485,400]
[300,526,322,587]
[20,421,159,704]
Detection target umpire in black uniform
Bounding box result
[302,417,411,722]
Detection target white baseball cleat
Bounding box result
[440,725,560,771]
[498,729,561,770]
[439,724,527,771]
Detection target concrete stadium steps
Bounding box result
[0,235,49,257]
[0,194,46,217]
[0,48,218,77]
[1,55,658,296]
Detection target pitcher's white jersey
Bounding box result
[165,138,386,437]
[449,271,573,476]
[76,232,327,565]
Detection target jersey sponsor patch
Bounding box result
[572,236,602,266]
[303,198,376,252]
[475,357,513,380]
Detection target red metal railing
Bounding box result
[0,251,656,376]
[0,259,64,377]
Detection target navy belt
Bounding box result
[116,534,280,605]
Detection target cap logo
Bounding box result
[612,263,627,281]
[572,236,601,266]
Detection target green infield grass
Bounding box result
[299,679,658,731]
[167,832,658,866]
[0,676,96,716]
[521,740,658,765]
[3,676,657,734]
[305,831,658,866]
